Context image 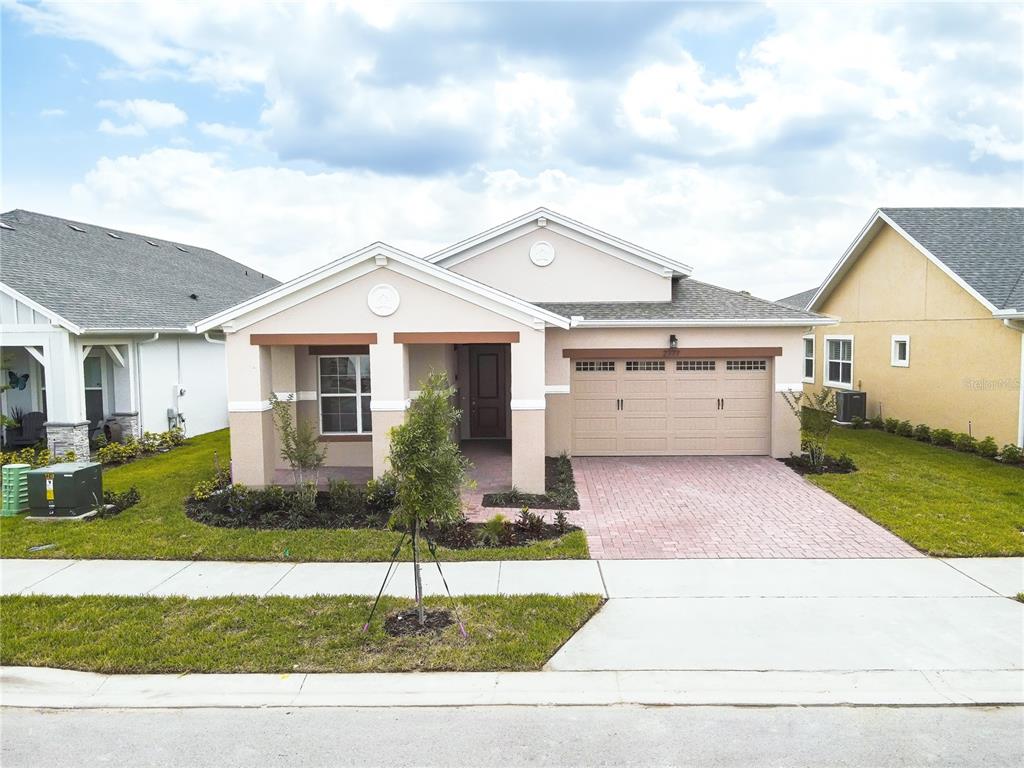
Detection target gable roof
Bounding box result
[192,242,572,333]
[809,208,1024,314]
[425,207,693,277]
[776,287,819,311]
[0,209,277,332]
[537,277,832,327]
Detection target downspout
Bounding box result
[136,333,160,434]
[1006,319,1024,448]
[203,332,226,345]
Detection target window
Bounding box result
[825,336,853,388]
[626,360,665,372]
[803,335,815,382]
[575,361,615,372]
[891,335,910,367]
[318,355,371,434]
[677,360,715,371]
[726,359,767,371]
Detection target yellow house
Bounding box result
[780,208,1024,448]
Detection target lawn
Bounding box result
[809,428,1024,557]
[0,430,588,562]
[0,593,603,673]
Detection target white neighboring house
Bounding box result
[0,209,278,456]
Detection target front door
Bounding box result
[469,345,507,438]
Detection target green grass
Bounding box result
[0,593,603,673]
[0,430,588,562]
[809,428,1024,557]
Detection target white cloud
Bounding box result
[56,148,1020,300]
[98,118,146,136]
[198,122,264,147]
[39,108,66,118]
[97,98,188,136]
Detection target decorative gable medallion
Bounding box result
[529,240,555,267]
[367,284,400,316]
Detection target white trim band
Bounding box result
[369,399,410,412]
[510,399,546,411]
[272,391,317,402]
[228,400,271,412]
[544,384,570,395]
[774,383,805,393]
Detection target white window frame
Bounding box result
[824,335,854,389]
[890,334,910,368]
[802,334,815,383]
[317,354,372,435]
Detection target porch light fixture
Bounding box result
[669,334,678,349]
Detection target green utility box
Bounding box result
[26,462,102,518]
[2,463,31,516]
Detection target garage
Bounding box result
[571,356,771,456]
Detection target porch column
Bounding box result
[369,339,408,477]
[109,343,140,438]
[510,327,546,494]
[43,329,90,458]
[226,333,275,486]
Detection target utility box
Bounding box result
[27,462,102,518]
[836,390,867,423]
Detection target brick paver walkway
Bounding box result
[572,456,922,560]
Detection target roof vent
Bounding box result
[145,240,159,247]
[0,222,14,231]
[106,232,122,239]
[68,224,86,232]
[189,293,198,300]
[175,246,188,253]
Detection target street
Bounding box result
[2,705,1022,767]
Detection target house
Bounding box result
[194,208,833,492]
[0,209,278,456]
[794,207,1024,448]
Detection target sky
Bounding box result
[2,0,1022,300]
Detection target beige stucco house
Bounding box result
[782,208,1024,448]
[195,209,833,492]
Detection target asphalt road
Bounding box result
[3,705,1022,767]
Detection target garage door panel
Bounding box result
[571,356,770,456]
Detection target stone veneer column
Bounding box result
[45,421,90,459]
[110,412,140,439]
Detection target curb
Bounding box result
[3,667,1022,709]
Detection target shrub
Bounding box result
[100,486,141,516]
[269,393,325,485]
[162,427,186,447]
[912,424,931,442]
[365,471,398,517]
[834,452,857,472]
[999,443,1023,465]
[554,510,569,534]
[952,432,977,453]
[869,415,885,430]
[328,479,362,512]
[976,436,999,459]
[883,417,900,434]
[514,507,546,537]
[290,482,318,519]
[849,416,865,429]
[139,432,162,453]
[97,439,141,465]
[1,446,76,468]
[896,420,914,437]
[931,428,954,447]
[780,388,837,469]
[480,514,510,547]
[93,433,108,449]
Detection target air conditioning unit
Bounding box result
[836,390,867,423]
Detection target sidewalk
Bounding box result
[3,556,1021,599]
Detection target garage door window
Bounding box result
[825,337,853,388]
[626,360,665,372]
[575,361,615,372]
[677,360,715,371]
[726,360,767,371]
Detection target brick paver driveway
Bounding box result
[573,456,921,559]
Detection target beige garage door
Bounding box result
[571,357,771,456]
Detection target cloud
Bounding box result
[96,98,187,136]
[60,148,1021,300]
[39,108,66,118]
[198,122,264,147]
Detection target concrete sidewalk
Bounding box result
[4,666,1022,708]
[2,556,1021,598]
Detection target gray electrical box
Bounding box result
[26,462,102,518]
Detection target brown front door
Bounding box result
[469,345,507,438]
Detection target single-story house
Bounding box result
[0,209,278,456]
[194,208,833,492]
[783,207,1023,448]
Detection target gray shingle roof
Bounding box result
[536,278,825,322]
[0,209,278,330]
[881,207,1024,311]
[776,287,819,311]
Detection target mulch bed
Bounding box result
[482,456,579,510]
[781,454,858,476]
[384,608,454,636]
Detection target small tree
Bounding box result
[269,393,326,486]
[780,387,837,468]
[387,371,470,625]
